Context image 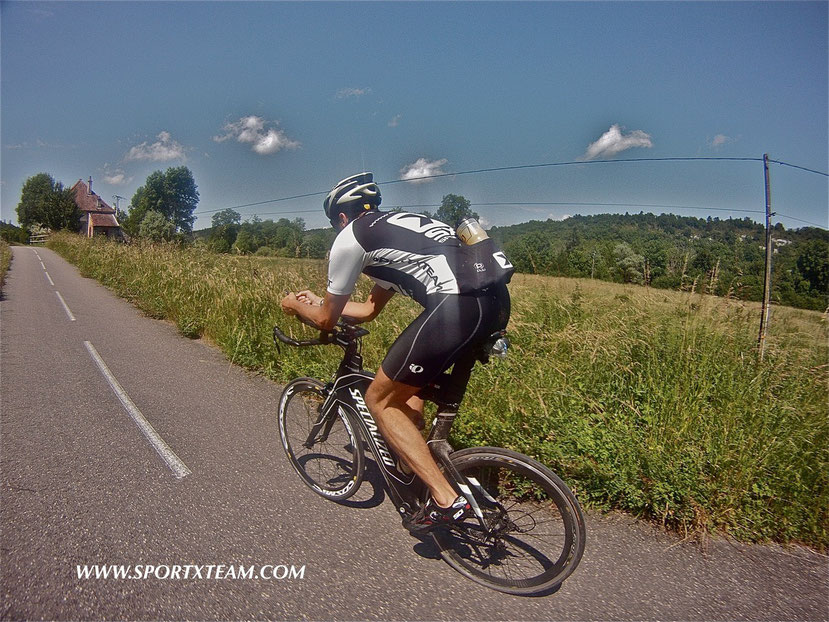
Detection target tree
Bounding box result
[433,194,479,229]
[504,232,552,274]
[0,221,29,244]
[614,243,645,284]
[796,239,829,295]
[138,210,175,242]
[126,167,199,235]
[16,173,53,229]
[45,185,81,231]
[16,173,80,232]
[302,230,330,258]
[211,208,241,228]
[232,228,257,254]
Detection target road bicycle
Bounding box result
[273,319,585,595]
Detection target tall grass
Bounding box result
[0,239,11,295]
[48,233,828,549]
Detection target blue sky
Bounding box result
[2,1,827,232]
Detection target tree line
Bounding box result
[196,208,335,258]
[489,212,828,311]
[6,169,826,311]
[194,193,478,257]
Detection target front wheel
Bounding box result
[278,378,365,501]
[431,447,586,595]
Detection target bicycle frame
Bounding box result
[276,321,504,525]
[320,371,427,517]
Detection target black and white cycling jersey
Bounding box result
[327,210,513,306]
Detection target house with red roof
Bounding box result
[70,177,123,239]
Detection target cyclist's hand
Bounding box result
[280,292,298,316]
[296,290,322,306]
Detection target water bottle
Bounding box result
[456,218,489,245]
[490,336,509,360]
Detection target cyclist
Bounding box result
[281,172,512,531]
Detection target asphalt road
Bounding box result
[1,246,826,621]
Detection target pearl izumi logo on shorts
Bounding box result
[409,364,424,374]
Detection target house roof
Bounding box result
[71,179,115,214]
[89,213,120,228]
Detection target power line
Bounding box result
[773,212,827,228]
[194,156,765,215]
[768,159,829,177]
[241,209,319,218]
[195,191,326,216]
[192,156,827,226]
[379,156,766,186]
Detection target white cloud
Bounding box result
[399,158,449,183]
[708,133,735,149]
[125,131,186,162]
[388,114,402,128]
[102,168,132,185]
[336,87,371,99]
[583,124,653,160]
[213,116,300,155]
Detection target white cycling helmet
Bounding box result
[323,172,381,228]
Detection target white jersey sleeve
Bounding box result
[326,224,368,296]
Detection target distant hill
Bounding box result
[194,210,827,311]
[487,212,828,311]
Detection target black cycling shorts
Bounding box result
[380,284,510,388]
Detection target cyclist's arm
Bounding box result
[283,284,394,328]
[341,284,395,323]
[281,291,349,332]
[283,224,390,330]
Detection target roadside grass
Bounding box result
[48,232,828,549]
[0,239,12,295]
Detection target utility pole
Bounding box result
[758,154,774,361]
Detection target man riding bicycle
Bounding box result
[281,172,512,531]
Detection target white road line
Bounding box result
[55,291,76,321]
[44,271,55,286]
[84,341,191,479]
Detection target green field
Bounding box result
[45,233,828,549]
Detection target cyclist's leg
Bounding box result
[367,293,497,509]
[366,369,458,507]
[406,394,426,430]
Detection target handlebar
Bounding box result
[273,317,369,350]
